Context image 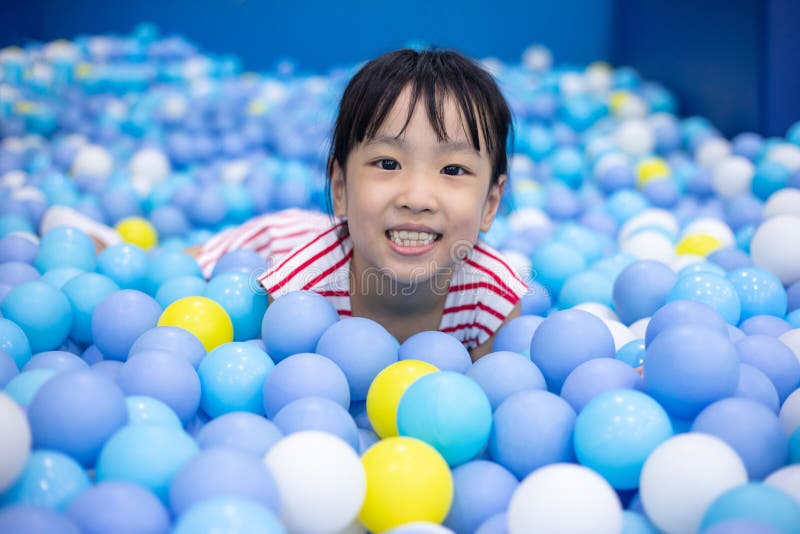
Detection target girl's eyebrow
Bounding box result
[365,135,480,155]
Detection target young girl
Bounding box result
[44,48,528,360]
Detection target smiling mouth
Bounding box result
[385,229,442,247]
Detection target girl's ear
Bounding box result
[331,159,347,218]
[479,174,506,233]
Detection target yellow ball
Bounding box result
[636,157,671,188]
[675,233,723,257]
[359,437,453,532]
[157,296,233,352]
[366,360,439,439]
[115,216,158,250]
[609,91,631,114]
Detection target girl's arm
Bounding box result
[469,300,522,362]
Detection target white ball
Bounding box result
[620,230,676,264]
[573,302,619,322]
[629,317,650,338]
[1,170,26,190]
[559,72,586,97]
[585,64,612,95]
[766,142,800,173]
[386,523,454,534]
[522,45,552,71]
[764,188,800,218]
[639,433,748,534]
[0,46,25,63]
[779,328,800,362]
[615,119,655,157]
[696,137,732,169]
[681,218,735,248]
[618,209,679,242]
[508,463,622,534]
[221,159,253,184]
[129,147,171,181]
[71,144,114,180]
[779,387,800,436]
[585,136,616,162]
[0,392,32,492]
[263,431,366,534]
[711,156,755,199]
[43,39,80,63]
[507,207,552,233]
[509,154,536,177]
[765,465,800,506]
[161,93,189,122]
[750,216,800,285]
[669,253,705,273]
[593,151,632,179]
[617,94,649,119]
[603,319,636,350]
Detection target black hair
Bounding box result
[325,48,514,214]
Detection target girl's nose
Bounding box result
[395,171,439,213]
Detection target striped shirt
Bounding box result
[197,209,528,349]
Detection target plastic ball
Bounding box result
[560,358,643,412]
[764,187,800,218]
[22,350,87,373]
[520,280,552,315]
[0,506,81,534]
[144,250,202,295]
[530,240,587,295]
[444,461,517,534]
[96,243,149,291]
[736,364,781,413]
[34,226,96,273]
[712,156,755,198]
[726,267,787,321]
[154,275,206,308]
[366,359,438,439]
[195,411,283,458]
[639,433,748,533]
[264,431,366,534]
[0,318,32,369]
[201,272,266,342]
[613,260,677,325]
[667,272,741,324]
[61,272,120,344]
[750,215,800,285]
[126,395,183,429]
[735,334,800,403]
[158,295,233,352]
[1,281,72,353]
[0,450,90,511]
[359,436,452,532]
[96,424,199,503]
[0,392,30,492]
[700,483,800,534]
[262,351,350,418]
[475,513,507,534]
[261,290,339,363]
[272,396,359,450]
[149,205,190,240]
[211,248,266,277]
[765,465,800,507]
[115,216,158,250]
[752,161,791,200]
[4,369,56,406]
[198,341,274,417]
[644,299,728,346]
[0,234,38,264]
[0,351,18,389]
[0,261,39,286]
[466,350,546,410]
[507,463,622,534]
[173,497,286,534]
[92,289,162,360]
[558,270,614,309]
[398,330,470,373]
[70,144,113,180]
[708,246,753,271]
[129,325,205,369]
[66,481,170,534]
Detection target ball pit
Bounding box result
[1,25,800,532]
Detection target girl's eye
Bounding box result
[442,164,466,176]
[377,159,399,170]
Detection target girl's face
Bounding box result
[332,86,505,286]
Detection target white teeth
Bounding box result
[388,229,437,247]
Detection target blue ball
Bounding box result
[100,184,143,224]
[0,506,81,534]
[735,335,800,403]
[475,513,508,534]
[736,364,780,413]
[173,497,286,534]
[358,428,380,454]
[701,484,800,533]
[643,179,680,208]
[203,272,267,341]
[788,310,800,329]
[398,330,470,373]
[667,272,741,325]
[787,281,800,312]
[129,326,206,369]
[145,250,202,296]
[117,349,201,425]
[261,290,339,363]
[154,275,206,308]
[195,412,283,458]
[574,389,673,489]
[149,205,190,239]
[708,247,753,271]
[91,289,162,361]
[96,243,149,291]
[530,241,587,295]
[67,482,170,534]
[2,281,72,353]
[558,270,614,309]
[606,189,649,224]
[732,132,765,160]
[126,395,183,429]
[211,249,266,278]
[0,261,40,286]
[740,315,792,337]
[0,350,18,388]
[315,317,398,401]
[621,511,659,534]
[555,222,607,264]
[34,226,96,273]
[273,396,359,450]
[4,369,56,406]
[644,299,728,347]
[444,461,518,534]
[169,447,280,516]
[90,360,123,382]
[752,161,790,200]
[489,390,576,479]
[0,317,32,368]
[530,309,616,392]
[597,164,635,193]
[644,324,740,419]
[613,260,678,325]
[39,266,84,289]
[23,351,88,373]
[616,338,646,368]
[678,260,726,279]
[397,371,493,467]
[61,272,120,344]
[96,424,199,503]
[198,342,274,417]
[189,184,227,227]
[261,352,350,418]
[726,267,787,321]
[0,450,90,511]
[0,234,38,264]
[27,370,128,466]
[0,215,34,237]
[724,195,763,231]
[520,280,552,315]
[560,358,644,413]
[692,397,787,479]
[492,316,543,357]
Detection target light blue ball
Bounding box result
[735,334,800,403]
[91,289,162,361]
[0,450,90,511]
[558,270,614,309]
[4,369,57,406]
[61,272,120,344]
[272,396,359,450]
[616,338,646,368]
[530,241,587,295]
[727,267,787,321]
[211,248,266,277]
[613,260,678,325]
[358,428,380,454]
[261,290,339,363]
[489,390,576,479]
[520,280,552,315]
[96,424,199,503]
[129,326,206,369]
[667,272,741,325]
[150,205,190,239]
[261,352,350,419]
[0,215,34,237]
[199,342,274,417]
[173,497,286,534]
[117,349,201,425]
[96,243,149,291]
[126,395,183,429]
[0,350,18,388]
[0,317,32,368]
[692,397,788,480]
[574,389,673,489]
[154,275,206,308]
[466,351,546,410]
[0,506,81,534]
[592,252,637,281]
[606,189,649,224]
[561,358,644,413]
[398,330,470,373]
[144,250,202,296]
[530,309,616,393]
[66,481,170,534]
[169,447,280,516]
[315,317,398,401]
[752,161,790,200]
[444,460,518,534]
[644,299,728,346]
[397,371,492,467]
[736,364,780,413]
[701,483,800,534]
[621,511,659,534]
[644,324,739,419]
[39,266,85,289]
[493,316,543,357]
[34,226,96,273]
[203,272,267,341]
[195,412,283,458]
[2,281,72,353]
[23,351,88,373]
